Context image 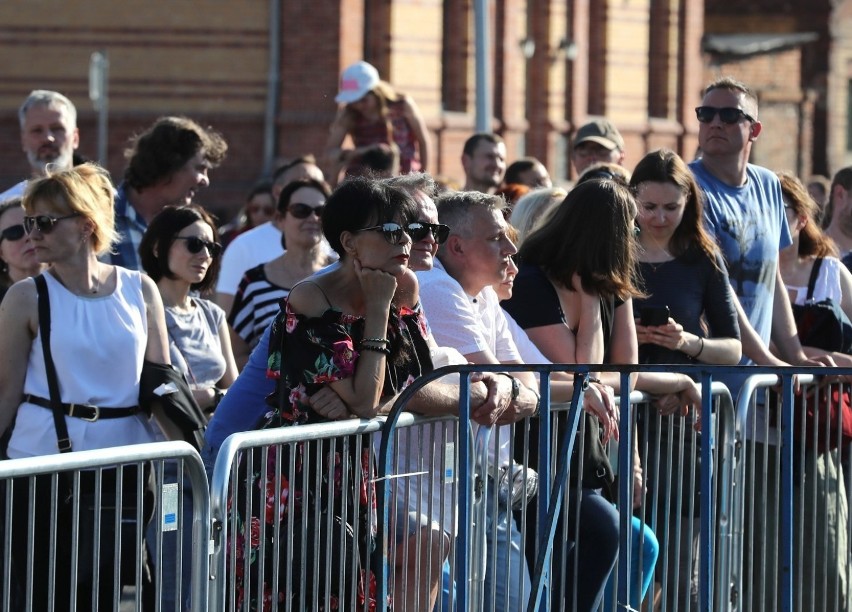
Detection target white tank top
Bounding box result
[9,268,159,457]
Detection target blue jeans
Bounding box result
[483,502,530,611]
[601,515,659,610]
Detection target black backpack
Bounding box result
[792,258,852,353]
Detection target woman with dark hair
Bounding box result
[218,179,275,248]
[326,61,431,180]
[630,148,740,366]
[0,198,45,303]
[233,176,436,610]
[140,204,237,413]
[227,178,336,369]
[629,149,740,610]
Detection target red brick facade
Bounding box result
[0,0,706,220]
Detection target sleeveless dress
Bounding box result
[231,297,432,610]
[351,99,420,174]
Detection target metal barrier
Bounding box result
[0,440,209,611]
[734,371,852,612]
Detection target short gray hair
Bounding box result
[436,190,505,238]
[19,90,77,129]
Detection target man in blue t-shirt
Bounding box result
[688,77,827,395]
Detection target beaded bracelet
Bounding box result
[362,337,390,346]
[360,344,391,356]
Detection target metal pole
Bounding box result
[263,0,282,176]
[473,0,492,133]
[88,51,109,166]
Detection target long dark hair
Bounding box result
[778,171,838,258]
[520,178,643,300]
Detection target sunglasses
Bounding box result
[356,222,410,245]
[175,236,223,257]
[287,203,325,219]
[694,106,755,125]
[23,213,81,234]
[406,222,450,245]
[0,224,26,244]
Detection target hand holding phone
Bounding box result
[640,305,670,327]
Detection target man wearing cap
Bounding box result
[1,90,80,201]
[461,133,507,194]
[570,119,626,176]
[326,61,431,181]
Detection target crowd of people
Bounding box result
[0,66,850,610]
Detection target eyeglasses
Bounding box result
[695,106,755,125]
[356,223,410,245]
[406,222,450,245]
[175,236,223,257]
[287,203,325,219]
[23,213,81,235]
[0,224,26,244]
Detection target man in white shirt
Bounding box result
[417,189,539,611]
[215,156,325,313]
[1,90,80,201]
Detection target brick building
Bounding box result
[0,0,705,220]
[703,0,852,178]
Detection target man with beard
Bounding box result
[107,116,227,270]
[1,90,80,201]
[461,133,507,194]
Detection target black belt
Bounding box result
[25,395,140,422]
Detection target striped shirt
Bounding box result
[227,264,290,348]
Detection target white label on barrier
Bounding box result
[444,442,455,484]
[161,483,179,532]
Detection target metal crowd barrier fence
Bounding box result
[734,370,852,612]
[0,440,209,612]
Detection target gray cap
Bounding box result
[574,119,624,151]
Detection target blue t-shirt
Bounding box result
[690,160,790,357]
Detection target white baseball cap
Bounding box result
[335,61,380,104]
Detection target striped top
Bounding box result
[227,264,290,348]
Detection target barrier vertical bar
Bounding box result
[533,370,552,610]
[455,373,472,611]
[616,371,634,610]
[779,373,795,612]
[699,370,714,612]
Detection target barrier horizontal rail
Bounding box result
[0,440,209,611]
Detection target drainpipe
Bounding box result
[263,0,282,176]
[474,0,492,133]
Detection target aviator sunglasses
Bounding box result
[0,224,26,244]
[287,203,325,219]
[406,222,450,245]
[23,213,81,234]
[694,106,755,125]
[356,222,411,245]
[175,236,223,257]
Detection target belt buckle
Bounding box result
[68,403,99,422]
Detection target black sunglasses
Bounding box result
[0,224,26,244]
[695,106,755,125]
[287,203,325,219]
[23,213,81,235]
[356,222,410,245]
[406,222,450,245]
[175,236,223,257]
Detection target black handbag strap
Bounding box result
[34,274,72,453]
[806,257,824,302]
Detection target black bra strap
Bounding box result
[806,258,824,302]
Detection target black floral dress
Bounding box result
[231,299,432,611]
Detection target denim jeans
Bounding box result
[483,501,531,611]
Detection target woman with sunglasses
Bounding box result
[0,198,46,303]
[233,176,437,610]
[0,163,173,608]
[228,178,335,369]
[139,204,238,413]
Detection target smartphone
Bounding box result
[640,305,670,327]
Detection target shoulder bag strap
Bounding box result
[805,258,824,302]
[34,275,72,453]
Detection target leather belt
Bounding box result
[24,394,139,422]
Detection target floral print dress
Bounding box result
[231,299,432,611]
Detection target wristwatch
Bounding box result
[500,373,520,401]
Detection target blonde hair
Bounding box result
[510,187,566,246]
[23,163,118,256]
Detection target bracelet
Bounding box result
[587,376,602,386]
[361,337,390,346]
[360,344,390,356]
[211,387,225,410]
[690,336,705,360]
[529,388,541,417]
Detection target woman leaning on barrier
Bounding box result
[0,163,179,609]
[628,149,741,609]
[776,171,852,611]
[231,177,441,610]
